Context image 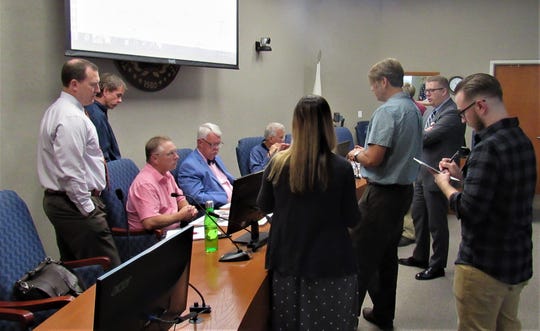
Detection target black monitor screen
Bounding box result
[94,225,194,331]
[226,171,267,249]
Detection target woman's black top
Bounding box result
[257,154,360,278]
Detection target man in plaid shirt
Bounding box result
[433,73,536,331]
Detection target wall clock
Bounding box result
[114,61,180,92]
[449,76,463,94]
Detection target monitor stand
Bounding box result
[233,221,268,252]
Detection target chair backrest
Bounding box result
[235,136,263,176]
[334,126,354,151]
[284,133,292,144]
[102,159,140,228]
[0,190,46,301]
[171,148,193,186]
[355,120,369,147]
[103,159,164,262]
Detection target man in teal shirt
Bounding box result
[348,58,422,330]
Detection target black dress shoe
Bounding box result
[362,307,394,330]
[398,256,428,268]
[415,267,445,280]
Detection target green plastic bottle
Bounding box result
[204,201,218,253]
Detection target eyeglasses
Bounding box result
[458,99,484,118]
[201,139,224,148]
[424,88,444,94]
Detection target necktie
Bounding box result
[426,110,437,129]
[208,159,216,165]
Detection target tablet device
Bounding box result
[413,157,460,182]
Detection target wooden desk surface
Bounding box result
[36,179,365,331]
[36,226,270,331]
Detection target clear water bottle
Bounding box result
[204,201,218,253]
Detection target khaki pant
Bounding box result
[402,210,415,240]
[454,264,527,331]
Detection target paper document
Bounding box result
[413,157,460,182]
[189,212,269,228]
[350,161,362,179]
[165,228,222,240]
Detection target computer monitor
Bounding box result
[94,225,194,331]
[226,170,268,250]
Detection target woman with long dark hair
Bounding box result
[257,95,360,330]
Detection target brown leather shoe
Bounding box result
[362,307,394,330]
[398,256,428,269]
[415,267,445,280]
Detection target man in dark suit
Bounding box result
[399,75,466,280]
[177,123,235,208]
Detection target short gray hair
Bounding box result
[197,123,222,139]
[264,122,285,139]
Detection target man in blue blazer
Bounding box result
[177,123,235,208]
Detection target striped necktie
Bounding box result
[425,109,437,129]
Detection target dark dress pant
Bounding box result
[411,181,449,269]
[43,193,121,268]
[352,183,413,323]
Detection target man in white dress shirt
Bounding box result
[37,58,121,267]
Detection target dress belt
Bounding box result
[45,189,101,197]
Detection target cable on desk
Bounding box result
[188,282,212,313]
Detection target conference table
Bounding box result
[36,178,367,330]
[36,225,271,331]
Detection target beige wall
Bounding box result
[1,0,539,256]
